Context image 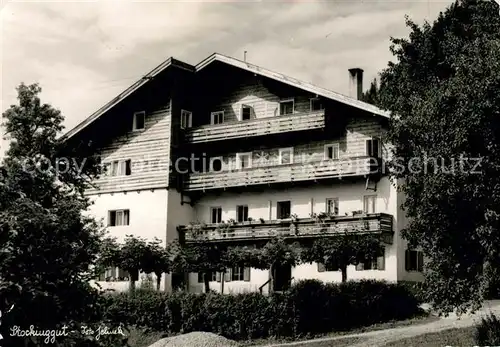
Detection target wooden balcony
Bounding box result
[184,156,377,192]
[184,111,325,144]
[178,213,394,244]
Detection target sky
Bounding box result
[1,0,455,133]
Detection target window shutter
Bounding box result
[243,267,250,282]
[356,262,364,271]
[197,272,203,283]
[405,250,410,271]
[317,263,326,272]
[377,255,385,270]
[366,140,371,156]
[418,252,424,272]
[124,210,130,225]
[224,269,232,282]
[216,271,221,282]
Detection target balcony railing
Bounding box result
[184,111,325,143]
[184,156,377,191]
[178,213,394,244]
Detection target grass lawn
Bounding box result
[382,326,475,347]
[245,313,438,346]
[281,336,366,347]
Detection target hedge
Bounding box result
[102,279,421,340]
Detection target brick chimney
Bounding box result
[348,68,364,100]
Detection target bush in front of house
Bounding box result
[474,313,500,346]
[102,280,421,340]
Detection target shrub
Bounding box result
[474,313,500,345]
[102,280,420,340]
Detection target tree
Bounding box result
[302,234,383,282]
[99,235,159,292]
[142,238,171,291]
[169,241,228,293]
[361,78,381,106]
[377,0,500,315]
[0,83,109,346]
[229,237,302,293]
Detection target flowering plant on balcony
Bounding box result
[215,221,233,237]
[186,221,207,237]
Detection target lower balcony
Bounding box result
[178,213,394,244]
[184,156,378,192]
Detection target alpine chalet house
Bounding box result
[62,53,424,293]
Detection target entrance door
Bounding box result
[273,263,292,292]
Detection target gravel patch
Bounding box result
[148,331,240,347]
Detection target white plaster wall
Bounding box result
[165,190,196,291]
[186,177,403,293]
[395,180,425,282]
[88,188,169,244]
[188,268,270,294]
[194,179,394,225]
[87,188,170,291]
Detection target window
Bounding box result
[279,148,294,165]
[210,157,223,172]
[211,111,224,125]
[217,267,250,282]
[279,99,294,115]
[324,143,340,160]
[317,262,339,272]
[310,98,324,111]
[237,205,249,222]
[124,160,132,176]
[180,110,192,129]
[133,111,145,131]
[363,195,376,213]
[210,207,222,224]
[277,201,291,219]
[405,250,424,272]
[356,249,385,271]
[111,161,119,176]
[197,272,217,283]
[240,105,252,121]
[108,209,130,226]
[236,152,252,169]
[326,198,339,216]
[108,160,132,176]
[366,138,381,158]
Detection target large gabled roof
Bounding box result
[63,53,390,140]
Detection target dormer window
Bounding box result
[133,111,145,131]
[279,99,294,115]
[241,105,252,121]
[211,111,224,125]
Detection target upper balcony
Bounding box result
[184,110,325,144]
[178,213,394,244]
[184,156,379,192]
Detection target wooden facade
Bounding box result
[86,103,172,194]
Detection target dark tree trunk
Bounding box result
[155,271,162,291]
[129,268,139,293]
[341,266,347,283]
[270,262,276,293]
[204,271,210,293]
[221,268,225,294]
